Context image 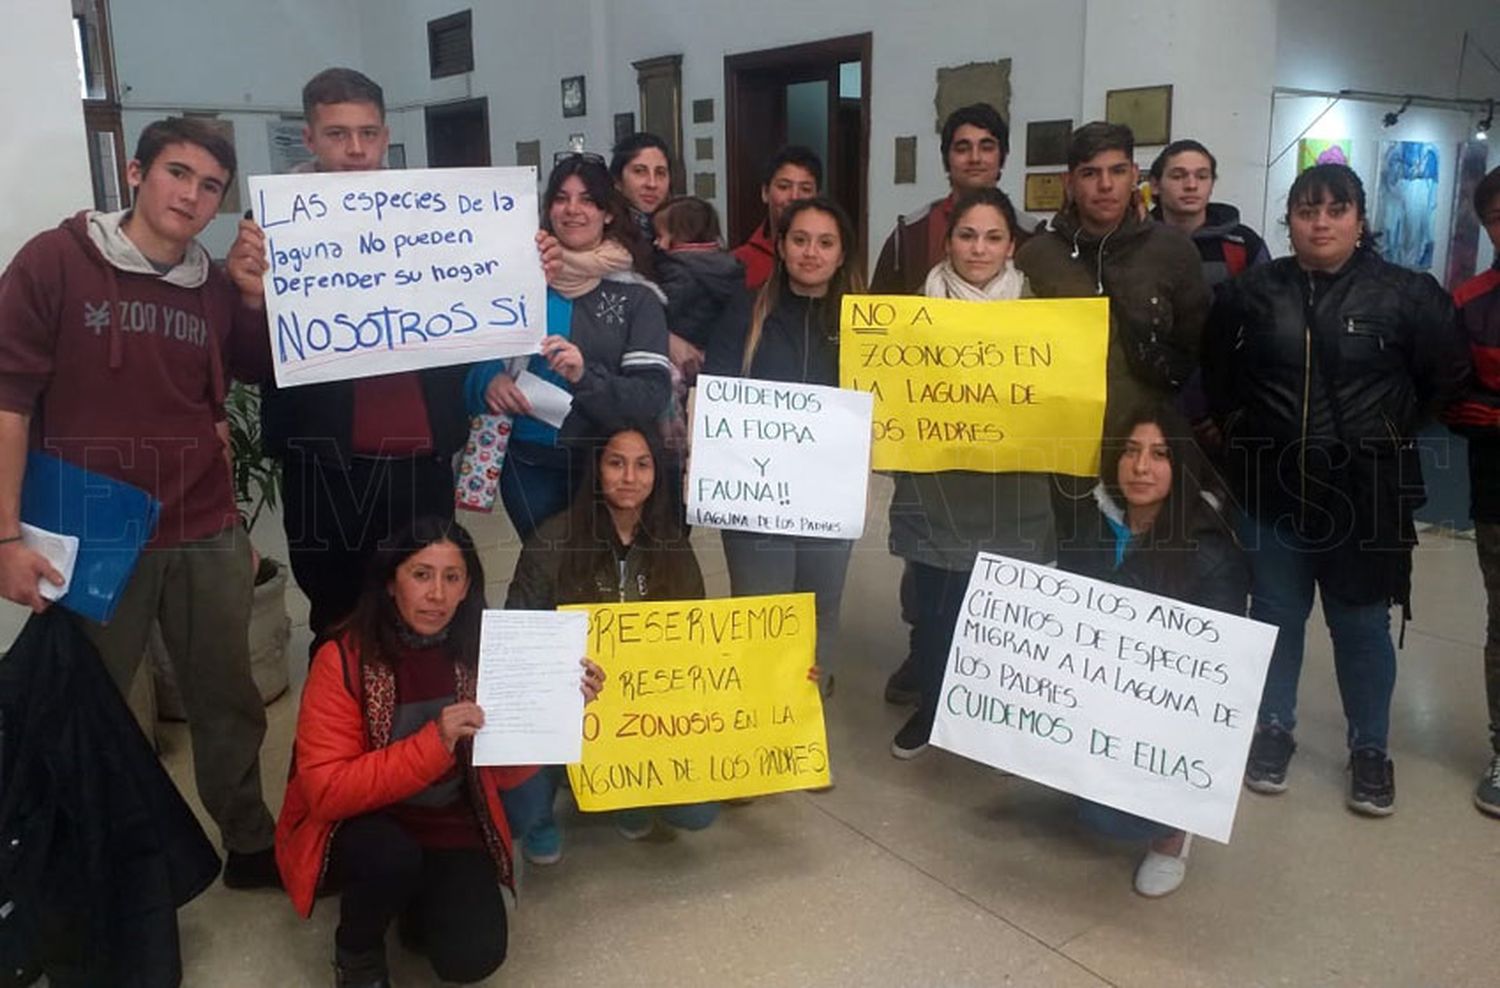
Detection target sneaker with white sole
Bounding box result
[891,711,931,760]
[1134,833,1192,898]
[523,820,562,865]
[1474,753,1500,817]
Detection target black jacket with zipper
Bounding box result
[1203,248,1469,605]
[702,290,838,387]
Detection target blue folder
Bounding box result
[19,452,160,624]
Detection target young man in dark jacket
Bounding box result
[226,68,475,649]
[1016,122,1210,551]
[1149,139,1271,292]
[0,117,280,888]
[1441,165,1500,817]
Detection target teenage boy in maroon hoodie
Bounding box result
[0,116,280,889]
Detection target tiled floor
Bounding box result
[6,477,1498,987]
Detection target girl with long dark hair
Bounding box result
[1059,403,1249,897]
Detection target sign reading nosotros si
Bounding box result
[931,554,1275,843]
[563,593,830,810]
[687,375,874,540]
[247,167,547,388]
[839,295,1109,475]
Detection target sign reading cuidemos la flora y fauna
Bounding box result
[248,167,546,388]
[932,554,1276,843]
[563,594,829,810]
[838,295,1108,476]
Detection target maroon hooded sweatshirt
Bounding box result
[0,210,244,547]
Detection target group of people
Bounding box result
[3,60,1499,986]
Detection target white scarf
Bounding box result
[922,258,1025,301]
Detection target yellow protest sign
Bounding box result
[839,295,1108,475]
[563,593,829,810]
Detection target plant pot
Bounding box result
[151,556,292,721]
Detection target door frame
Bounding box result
[724,32,871,263]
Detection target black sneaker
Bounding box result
[884,657,921,706]
[222,847,283,890]
[1346,747,1396,817]
[1475,754,1500,818]
[891,711,931,760]
[1244,725,1296,794]
[334,946,390,988]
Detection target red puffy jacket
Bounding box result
[275,637,538,917]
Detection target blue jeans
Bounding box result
[500,767,719,840]
[1077,800,1176,842]
[499,441,578,543]
[1242,516,1397,751]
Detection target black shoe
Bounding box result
[1347,747,1396,817]
[884,657,921,705]
[334,946,390,988]
[222,847,283,890]
[1244,726,1296,794]
[891,711,931,760]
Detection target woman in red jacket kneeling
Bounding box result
[276,517,604,987]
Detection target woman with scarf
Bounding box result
[887,188,1058,758]
[703,196,864,697]
[610,131,672,248]
[466,154,672,541]
[276,517,604,986]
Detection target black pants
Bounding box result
[280,453,454,649]
[327,814,507,984]
[911,562,973,738]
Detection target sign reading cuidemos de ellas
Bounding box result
[839,295,1109,476]
[563,593,829,809]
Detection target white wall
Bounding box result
[0,0,93,265]
[113,0,365,255]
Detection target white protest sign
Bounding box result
[248,167,546,388]
[687,375,873,540]
[931,553,1275,843]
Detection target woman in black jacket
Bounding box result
[704,196,865,696]
[1203,164,1470,815]
[1060,402,1249,897]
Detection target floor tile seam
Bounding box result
[797,792,1118,986]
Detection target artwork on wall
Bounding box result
[894,136,917,184]
[692,98,715,124]
[1026,119,1072,167]
[693,172,717,199]
[561,75,586,118]
[515,140,541,169]
[1373,140,1441,271]
[613,112,635,144]
[695,137,714,161]
[266,118,313,174]
[1297,138,1351,172]
[1105,85,1171,146]
[386,144,406,169]
[1024,172,1066,213]
[934,59,1011,134]
[1445,140,1492,290]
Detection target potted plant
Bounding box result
[152,381,292,718]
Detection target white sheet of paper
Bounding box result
[515,369,573,429]
[472,610,588,766]
[21,523,78,602]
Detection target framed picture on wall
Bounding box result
[386,143,406,169]
[1105,85,1172,146]
[1024,172,1066,213]
[1026,119,1073,167]
[613,112,635,144]
[561,75,586,118]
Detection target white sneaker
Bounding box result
[1133,833,1192,897]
